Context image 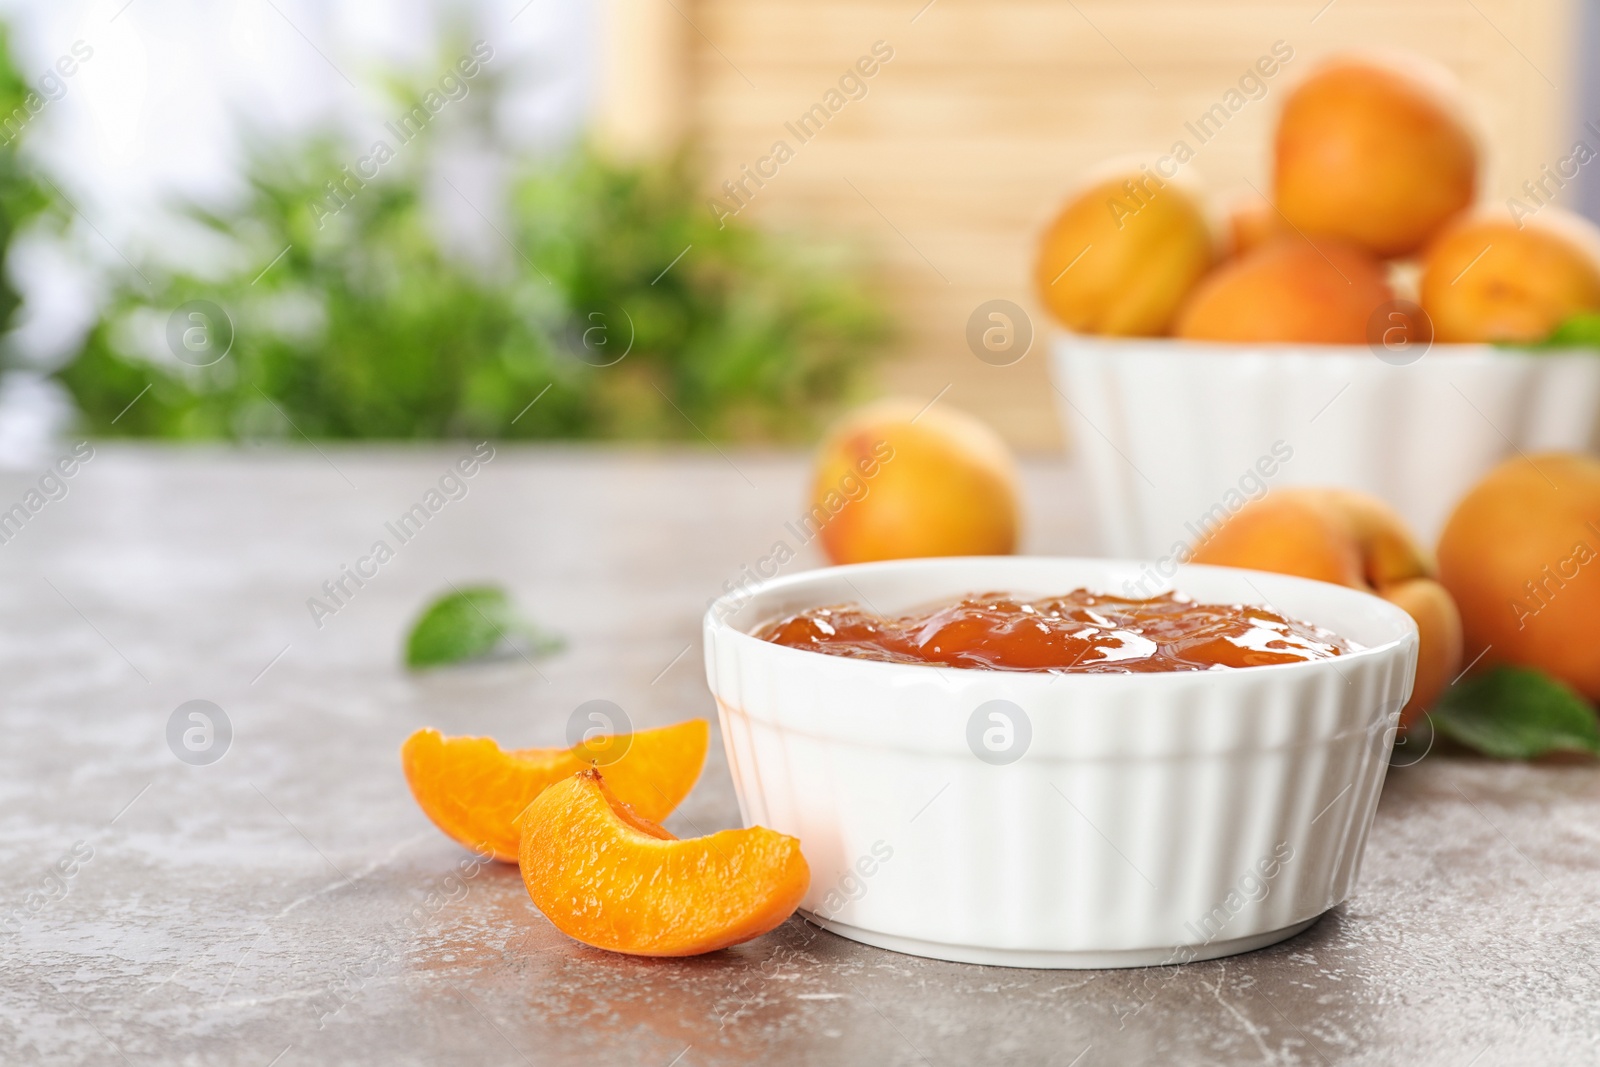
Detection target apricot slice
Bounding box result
[401,720,708,862]
[519,769,809,956]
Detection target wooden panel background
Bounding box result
[623,0,1579,449]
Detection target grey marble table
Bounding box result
[2,444,1597,1066]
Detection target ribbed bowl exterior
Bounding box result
[1052,336,1600,557]
[703,558,1418,965]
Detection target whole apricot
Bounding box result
[1437,452,1600,701]
[1274,55,1477,258]
[1191,487,1464,725]
[1419,211,1600,343]
[1223,196,1284,259]
[1377,576,1465,727]
[811,399,1020,564]
[1034,168,1214,336]
[1173,237,1395,344]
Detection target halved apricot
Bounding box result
[401,720,708,862]
[519,769,809,956]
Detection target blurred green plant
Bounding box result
[0,26,53,340]
[56,124,886,441]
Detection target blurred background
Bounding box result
[0,0,1596,459]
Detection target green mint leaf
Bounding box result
[1429,665,1600,759]
[1525,312,1600,349]
[404,585,562,669]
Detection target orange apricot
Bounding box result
[1034,168,1214,336]
[811,399,1020,564]
[1437,452,1600,700]
[1191,488,1463,725]
[1191,491,1364,587]
[1274,55,1478,258]
[1379,576,1465,727]
[401,719,708,862]
[519,769,809,956]
[1222,195,1285,259]
[1173,236,1395,345]
[1419,211,1600,343]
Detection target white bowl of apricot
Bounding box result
[702,556,1417,968]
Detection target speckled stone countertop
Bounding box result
[3,446,1597,1066]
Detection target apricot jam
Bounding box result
[755,590,1355,673]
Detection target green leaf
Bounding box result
[1429,666,1600,759]
[404,585,562,669]
[1523,312,1600,349]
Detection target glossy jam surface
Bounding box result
[754,590,1356,673]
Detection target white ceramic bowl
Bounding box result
[702,557,1417,969]
[1051,335,1600,557]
